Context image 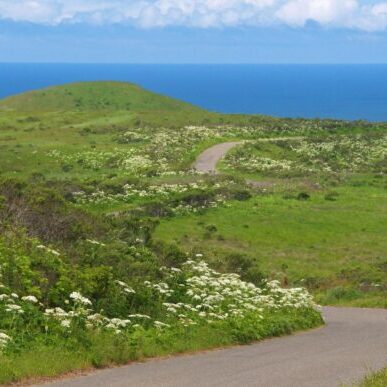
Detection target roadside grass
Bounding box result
[154,180,387,307]
[0,308,322,384]
[358,368,387,387]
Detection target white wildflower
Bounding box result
[21,295,38,303]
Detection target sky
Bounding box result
[1,0,387,63]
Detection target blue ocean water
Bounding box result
[1,63,387,121]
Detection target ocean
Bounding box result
[1,63,387,121]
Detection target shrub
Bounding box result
[297,192,310,201]
[205,224,218,233]
[324,191,339,201]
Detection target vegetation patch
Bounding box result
[358,368,387,387]
[0,81,386,382]
[0,235,321,384]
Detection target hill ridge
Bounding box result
[0,81,203,113]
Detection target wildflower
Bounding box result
[5,304,23,314]
[37,245,61,256]
[86,239,106,247]
[115,280,136,294]
[61,320,71,328]
[129,314,151,319]
[154,321,170,329]
[69,292,92,306]
[21,295,38,303]
[0,332,11,341]
[0,332,12,350]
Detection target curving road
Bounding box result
[193,140,272,188]
[40,307,387,387]
[193,137,304,174]
[194,141,243,173]
[37,143,387,387]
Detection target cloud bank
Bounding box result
[1,0,387,31]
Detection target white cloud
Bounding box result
[276,0,358,27]
[353,2,387,31]
[1,0,387,31]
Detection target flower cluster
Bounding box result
[115,280,135,295]
[226,153,299,173]
[47,148,160,173]
[0,255,320,351]
[152,259,318,326]
[291,135,387,173]
[0,291,25,316]
[72,180,234,206]
[0,332,11,351]
[224,134,387,176]
[171,197,227,216]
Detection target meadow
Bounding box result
[0,81,385,383]
[156,135,387,307]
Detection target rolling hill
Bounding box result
[0,81,204,113]
[0,80,386,384]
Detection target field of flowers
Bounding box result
[223,134,387,178]
[49,127,387,177]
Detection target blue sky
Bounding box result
[1,0,387,63]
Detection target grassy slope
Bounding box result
[0,81,385,383]
[0,81,262,180]
[154,180,387,307]
[1,82,386,307]
[0,81,204,113]
[0,84,214,177]
[0,82,327,383]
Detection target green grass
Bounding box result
[154,180,387,307]
[0,81,204,113]
[0,81,386,383]
[0,308,322,385]
[358,368,387,387]
[0,83,385,308]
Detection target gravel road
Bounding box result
[40,307,387,387]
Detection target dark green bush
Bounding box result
[297,192,311,201]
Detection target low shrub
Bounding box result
[0,245,323,383]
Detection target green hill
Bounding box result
[0,79,386,384]
[0,81,204,113]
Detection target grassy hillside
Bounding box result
[0,81,204,113]
[0,82,385,383]
[155,180,387,307]
[154,135,387,307]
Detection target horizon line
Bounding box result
[2,62,387,66]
